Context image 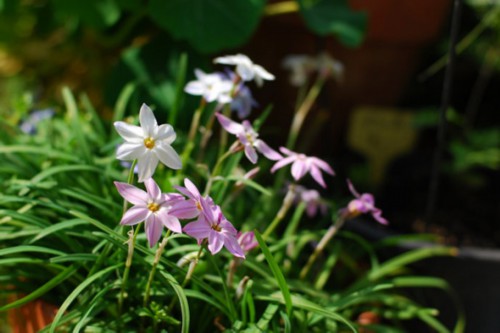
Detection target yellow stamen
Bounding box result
[212,224,222,232]
[147,202,160,212]
[144,137,155,149]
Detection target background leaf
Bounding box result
[148,0,266,53]
[297,0,367,47]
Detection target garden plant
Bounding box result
[0,52,465,333]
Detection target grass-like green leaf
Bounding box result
[159,271,190,333]
[367,247,457,281]
[254,230,293,317]
[49,263,122,333]
[0,265,78,311]
[62,87,92,163]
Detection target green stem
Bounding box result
[299,216,345,280]
[122,159,137,219]
[180,99,206,171]
[143,230,172,307]
[286,75,326,150]
[217,76,241,159]
[167,244,205,313]
[203,147,236,196]
[117,159,138,317]
[262,184,296,240]
[118,225,141,315]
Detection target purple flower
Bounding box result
[271,147,335,188]
[170,178,212,219]
[114,178,183,247]
[237,231,258,253]
[216,112,282,164]
[294,186,328,217]
[231,83,258,119]
[183,199,245,258]
[341,179,388,225]
[20,108,55,135]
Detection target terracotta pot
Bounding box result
[7,296,58,333]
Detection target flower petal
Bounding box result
[254,140,282,161]
[309,165,327,188]
[137,152,159,183]
[184,219,211,240]
[114,181,148,205]
[157,124,176,144]
[157,211,182,233]
[244,145,258,164]
[346,179,361,198]
[139,104,158,138]
[170,199,199,219]
[311,157,335,175]
[120,206,149,226]
[184,178,201,198]
[270,155,296,173]
[279,147,295,156]
[154,142,182,170]
[208,230,224,255]
[224,234,245,258]
[144,178,161,201]
[253,64,275,81]
[184,81,205,96]
[372,209,388,225]
[114,122,143,143]
[291,160,308,181]
[116,143,146,161]
[215,113,244,135]
[145,215,163,247]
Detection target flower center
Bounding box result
[196,201,202,211]
[245,133,255,145]
[147,202,160,212]
[144,137,155,149]
[211,224,222,232]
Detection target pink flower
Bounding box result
[114,178,183,247]
[341,179,388,225]
[237,231,258,253]
[271,147,335,188]
[294,186,328,217]
[183,199,245,258]
[169,178,209,219]
[216,112,282,164]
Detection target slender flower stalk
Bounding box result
[181,98,207,170]
[117,160,139,317]
[118,225,141,316]
[204,147,235,196]
[143,230,172,307]
[299,216,345,280]
[168,244,205,314]
[300,180,388,279]
[262,184,297,240]
[286,74,326,149]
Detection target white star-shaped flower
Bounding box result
[184,69,233,104]
[114,103,182,182]
[214,54,275,87]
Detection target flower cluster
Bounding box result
[112,54,386,264]
[282,52,344,86]
[113,104,245,257]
